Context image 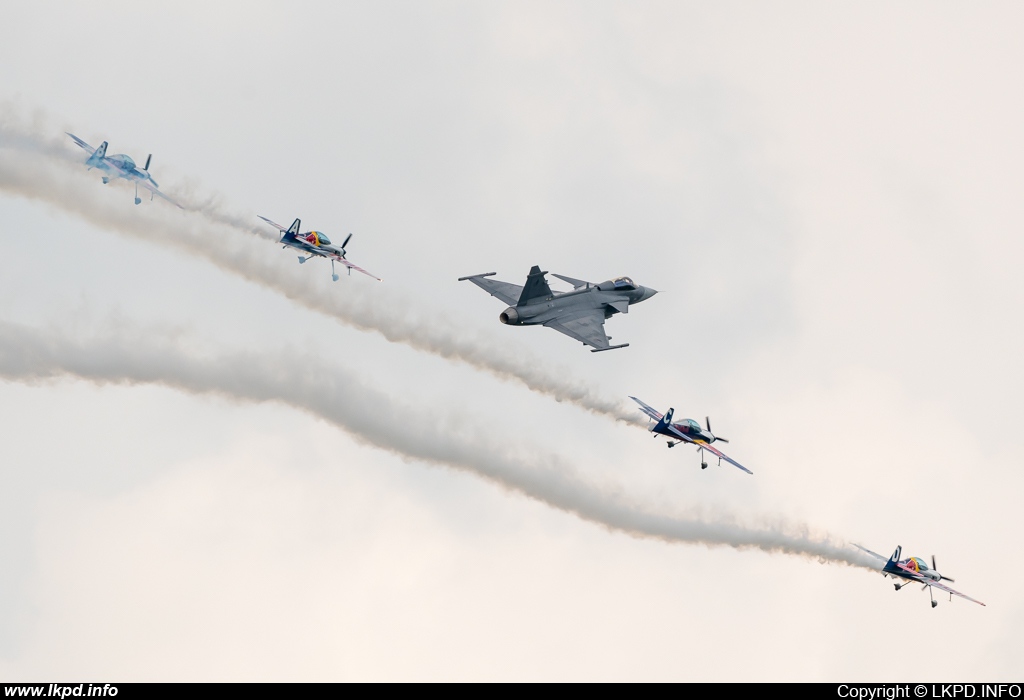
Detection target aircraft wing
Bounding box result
[327,252,382,282]
[852,544,889,566]
[257,215,289,232]
[700,441,753,474]
[895,562,985,606]
[629,396,663,422]
[66,132,94,153]
[137,179,183,209]
[667,425,752,474]
[460,274,524,306]
[544,308,611,350]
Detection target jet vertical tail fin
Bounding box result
[517,265,554,305]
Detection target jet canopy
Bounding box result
[307,231,331,246]
[682,418,702,432]
[112,155,135,169]
[612,276,637,290]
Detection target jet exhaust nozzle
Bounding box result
[499,308,520,325]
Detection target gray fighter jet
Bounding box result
[459,266,657,352]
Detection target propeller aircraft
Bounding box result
[66,133,181,208]
[629,396,752,474]
[854,544,985,608]
[257,216,381,282]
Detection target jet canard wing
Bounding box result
[458,273,524,306]
[544,308,613,350]
[551,273,595,290]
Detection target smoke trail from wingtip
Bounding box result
[0,122,645,426]
[0,319,877,569]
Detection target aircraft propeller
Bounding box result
[933,555,955,582]
[144,154,152,171]
[706,416,729,443]
[340,232,353,256]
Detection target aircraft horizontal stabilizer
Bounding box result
[591,343,629,353]
[457,272,497,281]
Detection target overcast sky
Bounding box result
[1,1,1022,681]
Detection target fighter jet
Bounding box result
[66,133,181,208]
[630,396,752,474]
[459,266,656,352]
[854,544,985,608]
[258,216,381,282]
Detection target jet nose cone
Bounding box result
[636,286,658,303]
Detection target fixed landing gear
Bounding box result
[101,177,109,184]
[134,182,141,205]
[331,259,340,281]
[929,587,938,608]
[701,462,708,470]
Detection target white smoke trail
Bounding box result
[0,121,644,426]
[0,319,877,569]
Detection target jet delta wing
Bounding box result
[544,307,613,351]
[459,273,524,306]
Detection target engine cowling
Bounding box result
[499,307,520,325]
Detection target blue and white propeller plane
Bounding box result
[66,133,181,208]
[258,216,381,282]
[629,396,752,474]
[854,544,985,608]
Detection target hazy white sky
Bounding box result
[1,1,1022,681]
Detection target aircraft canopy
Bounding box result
[612,276,636,290]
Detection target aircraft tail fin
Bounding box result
[85,141,108,168]
[281,218,301,242]
[517,265,554,306]
[652,407,675,433]
[888,546,902,565]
